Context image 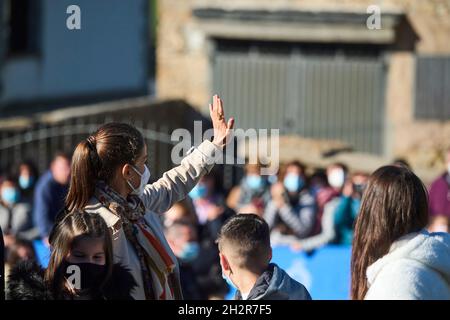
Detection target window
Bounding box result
[213,39,387,154]
[4,0,40,56]
[415,56,450,120]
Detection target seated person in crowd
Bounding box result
[318,163,349,206]
[290,171,368,252]
[309,168,329,198]
[217,214,312,300]
[332,172,367,244]
[187,168,235,257]
[235,163,271,216]
[194,197,234,300]
[303,163,348,237]
[163,199,199,229]
[165,220,205,300]
[0,175,38,252]
[264,161,316,244]
[14,161,38,206]
[427,147,450,233]
[188,170,226,225]
[33,152,71,245]
[308,168,336,235]
[164,199,231,299]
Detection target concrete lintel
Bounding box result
[196,20,395,44]
[193,8,404,44]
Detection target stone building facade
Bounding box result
[156,0,450,182]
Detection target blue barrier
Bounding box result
[33,239,50,268]
[34,239,351,300]
[225,245,352,300]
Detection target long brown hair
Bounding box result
[45,211,114,299]
[350,165,429,299]
[66,122,144,211]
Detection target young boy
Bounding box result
[217,213,312,300]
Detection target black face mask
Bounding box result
[62,261,107,292]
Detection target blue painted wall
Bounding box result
[1,0,148,105]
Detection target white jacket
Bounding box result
[365,230,450,300]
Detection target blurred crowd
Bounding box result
[1,148,450,299]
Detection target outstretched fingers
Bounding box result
[218,96,224,119]
[227,117,235,130]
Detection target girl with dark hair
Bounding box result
[351,165,450,300]
[7,211,136,300]
[63,95,233,300]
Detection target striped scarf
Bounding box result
[95,181,181,300]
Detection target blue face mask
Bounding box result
[246,175,263,190]
[267,175,278,185]
[19,175,34,190]
[222,269,238,290]
[283,174,304,192]
[178,242,200,262]
[189,183,208,200]
[2,187,20,204]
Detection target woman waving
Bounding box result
[60,95,233,300]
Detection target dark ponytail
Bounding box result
[66,139,98,211]
[66,123,145,211]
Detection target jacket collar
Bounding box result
[235,264,275,300]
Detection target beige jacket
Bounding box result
[84,140,220,299]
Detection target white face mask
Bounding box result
[328,169,345,189]
[127,164,151,197]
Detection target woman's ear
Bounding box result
[121,163,132,180]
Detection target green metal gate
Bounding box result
[213,41,386,154]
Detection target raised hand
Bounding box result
[209,94,234,149]
[271,182,286,208]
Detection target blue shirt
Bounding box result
[33,170,68,238]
